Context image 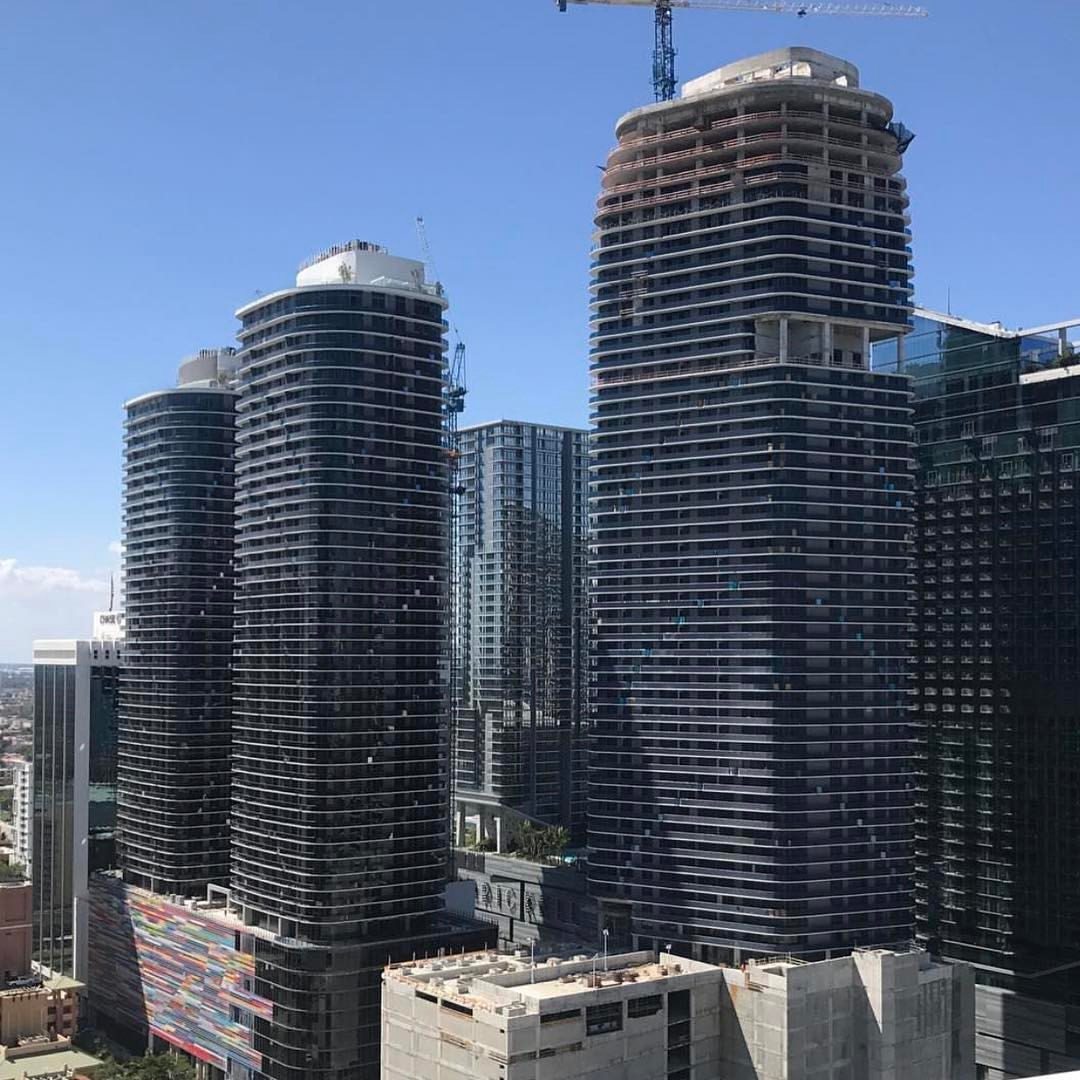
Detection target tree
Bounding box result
[544,826,570,859]
[96,1054,196,1080]
[0,861,26,884]
[511,822,570,863]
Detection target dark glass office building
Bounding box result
[118,349,237,896]
[32,626,122,979]
[876,310,1080,1079]
[588,47,916,960]
[453,421,589,841]
[231,242,492,1080]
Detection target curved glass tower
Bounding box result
[588,48,916,960]
[230,242,488,1079]
[118,349,237,895]
[232,241,448,938]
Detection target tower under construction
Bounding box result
[588,47,916,960]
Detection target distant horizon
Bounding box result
[3,0,1079,659]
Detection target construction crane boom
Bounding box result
[560,0,925,11]
[557,0,927,102]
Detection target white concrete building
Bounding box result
[382,948,724,1080]
[10,760,31,875]
[382,946,975,1080]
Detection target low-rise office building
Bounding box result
[382,946,974,1080]
[0,882,87,1065]
[382,949,723,1080]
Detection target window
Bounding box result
[442,1000,473,1016]
[541,1008,581,1025]
[586,1001,624,1036]
[539,1043,583,1058]
[628,994,663,1018]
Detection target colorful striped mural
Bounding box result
[89,876,273,1074]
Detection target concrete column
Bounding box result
[779,317,789,363]
[861,327,871,369]
[494,814,504,855]
[896,332,906,372]
[822,322,833,365]
[455,803,467,847]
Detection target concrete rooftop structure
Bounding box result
[382,946,974,1080]
[385,948,715,1013]
[383,948,725,1079]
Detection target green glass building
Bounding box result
[876,309,1080,1079]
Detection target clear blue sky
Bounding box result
[0,0,1076,659]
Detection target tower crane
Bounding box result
[416,216,468,851]
[556,0,928,102]
[416,217,468,472]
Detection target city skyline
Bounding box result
[1,0,1078,659]
[6,14,1080,1074]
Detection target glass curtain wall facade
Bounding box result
[32,633,121,979]
[453,421,589,838]
[118,353,236,895]
[876,312,1080,1078]
[32,657,76,978]
[588,48,916,960]
[229,243,492,1080]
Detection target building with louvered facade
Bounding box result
[118,348,237,896]
[225,242,499,1080]
[587,47,916,962]
[100,248,493,1080]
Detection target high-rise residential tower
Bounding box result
[31,613,123,979]
[876,309,1080,1080]
[95,251,491,1080]
[229,242,491,1079]
[588,48,916,961]
[453,420,589,847]
[118,349,237,895]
